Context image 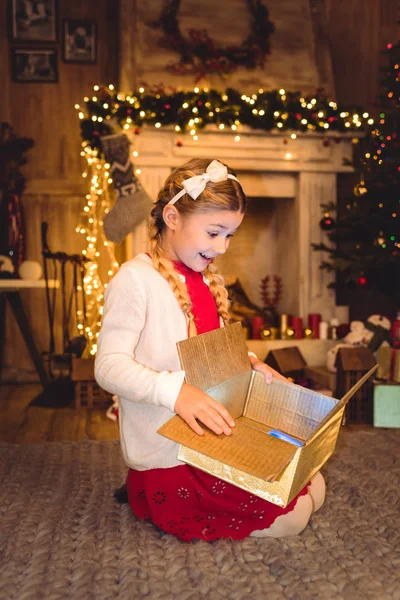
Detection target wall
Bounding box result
[0,0,119,380]
[120,0,335,95]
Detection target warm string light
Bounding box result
[75,142,119,355]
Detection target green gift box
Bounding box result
[373,382,400,428]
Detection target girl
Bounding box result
[95,158,325,542]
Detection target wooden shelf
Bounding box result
[0,279,58,290]
[246,339,337,366]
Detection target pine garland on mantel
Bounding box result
[77,84,372,155]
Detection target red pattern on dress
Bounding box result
[126,261,309,541]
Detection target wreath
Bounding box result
[149,0,275,80]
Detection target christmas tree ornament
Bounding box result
[374,232,386,247]
[100,134,153,243]
[19,260,42,280]
[319,213,335,231]
[353,180,368,196]
[322,139,330,147]
[357,274,368,286]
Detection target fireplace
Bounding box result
[127,127,354,322]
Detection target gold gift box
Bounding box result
[158,323,377,508]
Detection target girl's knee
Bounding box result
[309,471,326,513]
[250,493,313,538]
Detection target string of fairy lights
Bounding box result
[75,84,375,352]
[75,148,119,355]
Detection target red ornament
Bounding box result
[319,214,335,231]
[134,128,141,135]
[176,140,183,147]
[283,139,288,145]
[357,275,368,287]
[334,136,342,144]
[323,139,330,147]
[164,104,171,109]
[295,113,302,119]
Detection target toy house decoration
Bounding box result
[335,347,376,424]
[159,323,377,507]
[71,357,112,409]
[265,346,306,381]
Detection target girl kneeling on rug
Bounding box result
[95,158,325,542]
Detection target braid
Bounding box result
[203,263,231,326]
[148,214,197,336]
[146,158,247,336]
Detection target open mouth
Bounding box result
[199,252,212,260]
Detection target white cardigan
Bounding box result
[95,253,194,470]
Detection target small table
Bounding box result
[0,279,58,388]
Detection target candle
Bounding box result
[280,313,289,339]
[308,313,321,339]
[319,321,329,340]
[252,316,264,340]
[292,316,303,339]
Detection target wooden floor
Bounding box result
[0,383,119,444]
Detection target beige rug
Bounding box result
[0,428,399,600]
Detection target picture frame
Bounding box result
[10,0,57,43]
[11,48,58,83]
[63,20,97,64]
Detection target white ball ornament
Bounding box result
[19,260,43,280]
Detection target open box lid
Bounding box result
[158,323,378,481]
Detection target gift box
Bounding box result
[373,382,400,428]
[377,346,400,383]
[158,323,377,507]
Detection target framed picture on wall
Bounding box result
[11,48,58,83]
[10,0,57,42]
[63,20,96,64]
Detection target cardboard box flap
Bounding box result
[177,322,250,392]
[339,364,378,406]
[244,372,338,441]
[158,416,297,481]
[203,371,253,420]
[310,364,378,437]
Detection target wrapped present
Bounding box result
[373,382,400,428]
[377,347,400,383]
[158,323,377,508]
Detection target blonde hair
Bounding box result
[148,158,247,336]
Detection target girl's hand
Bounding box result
[174,383,235,436]
[249,354,287,384]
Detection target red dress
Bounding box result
[126,262,309,542]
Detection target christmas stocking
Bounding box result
[100,133,153,243]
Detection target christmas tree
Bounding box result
[313,42,400,308]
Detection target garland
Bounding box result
[77,85,371,154]
[149,0,275,80]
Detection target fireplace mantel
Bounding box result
[128,128,356,322]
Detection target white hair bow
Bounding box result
[168,159,239,205]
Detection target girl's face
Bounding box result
[162,209,244,272]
